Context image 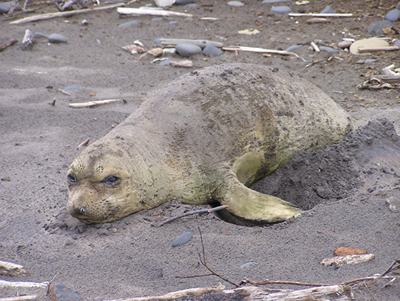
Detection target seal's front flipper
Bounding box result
[213,174,302,224]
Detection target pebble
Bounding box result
[271,6,291,13]
[337,40,352,48]
[239,261,258,270]
[367,20,392,36]
[364,59,376,63]
[48,33,68,43]
[285,44,302,52]
[154,37,164,45]
[175,0,195,4]
[151,17,164,22]
[33,32,49,39]
[385,9,400,22]
[227,1,244,6]
[349,38,389,54]
[63,86,80,91]
[159,59,172,66]
[262,0,291,3]
[319,46,339,53]
[49,282,81,301]
[202,44,223,56]
[185,3,200,8]
[394,40,400,47]
[118,20,140,28]
[172,231,193,247]
[0,1,18,14]
[320,6,335,14]
[175,43,202,57]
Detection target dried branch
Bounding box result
[69,99,124,108]
[222,46,305,61]
[0,296,38,301]
[289,13,353,17]
[117,7,192,18]
[9,3,125,25]
[0,39,18,52]
[154,205,228,227]
[0,260,26,276]
[358,46,400,52]
[0,280,49,289]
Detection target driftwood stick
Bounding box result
[9,3,125,25]
[107,284,352,301]
[0,260,26,276]
[0,280,49,289]
[77,138,90,150]
[155,205,228,227]
[0,296,38,301]
[0,39,18,52]
[222,46,305,61]
[358,46,400,52]
[117,7,192,18]
[69,99,123,108]
[289,13,353,17]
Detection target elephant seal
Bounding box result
[67,63,352,225]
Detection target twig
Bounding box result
[381,259,400,276]
[0,260,26,276]
[69,99,124,108]
[222,46,305,61]
[154,205,228,227]
[196,216,239,287]
[0,39,18,52]
[117,7,192,18]
[77,138,90,150]
[289,13,353,17]
[46,266,65,295]
[0,296,38,301]
[0,280,49,289]
[310,41,320,52]
[358,46,400,52]
[10,3,125,25]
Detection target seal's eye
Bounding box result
[67,174,78,185]
[103,175,120,186]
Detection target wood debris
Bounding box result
[117,7,192,18]
[0,260,27,276]
[0,39,18,52]
[169,60,193,68]
[320,254,375,267]
[69,98,124,108]
[222,46,304,61]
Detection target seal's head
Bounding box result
[66,141,146,224]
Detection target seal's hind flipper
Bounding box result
[213,173,302,224]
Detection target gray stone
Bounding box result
[271,6,291,13]
[385,9,400,22]
[49,282,81,301]
[319,46,339,53]
[367,20,393,36]
[118,20,140,28]
[202,45,224,57]
[175,44,202,57]
[321,6,335,14]
[262,0,291,3]
[0,1,17,14]
[394,40,400,47]
[175,0,195,4]
[48,33,68,43]
[285,45,302,52]
[172,231,193,247]
[227,1,244,6]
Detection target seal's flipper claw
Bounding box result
[213,174,302,224]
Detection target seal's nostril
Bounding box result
[74,206,86,215]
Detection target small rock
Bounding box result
[49,282,81,301]
[385,9,400,22]
[285,44,302,52]
[48,33,68,43]
[337,40,352,48]
[262,0,291,3]
[172,231,193,247]
[271,6,291,13]
[394,40,400,47]
[202,44,223,57]
[175,0,195,4]
[367,20,393,36]
[175,44,202,57]
[154,37,164,45]
[334,247,368,256]
[185,3,200,8]
[151,17,164,22]
[63,86,80,91]
[159,59,172,66]
[118,20,140,28]
[227,1,244,6]
[33,32,49,39]
[0,1,18,14]
[154,0,174,7]
[350,38,389,54]
[364,59,377,63]
[240,261,258,270]
[320,6,335,14]
[319,46,339,53]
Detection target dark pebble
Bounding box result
[175,0,195,4]
[49,282,81,301]
[48,33,68,43]
[367,20,392,36]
